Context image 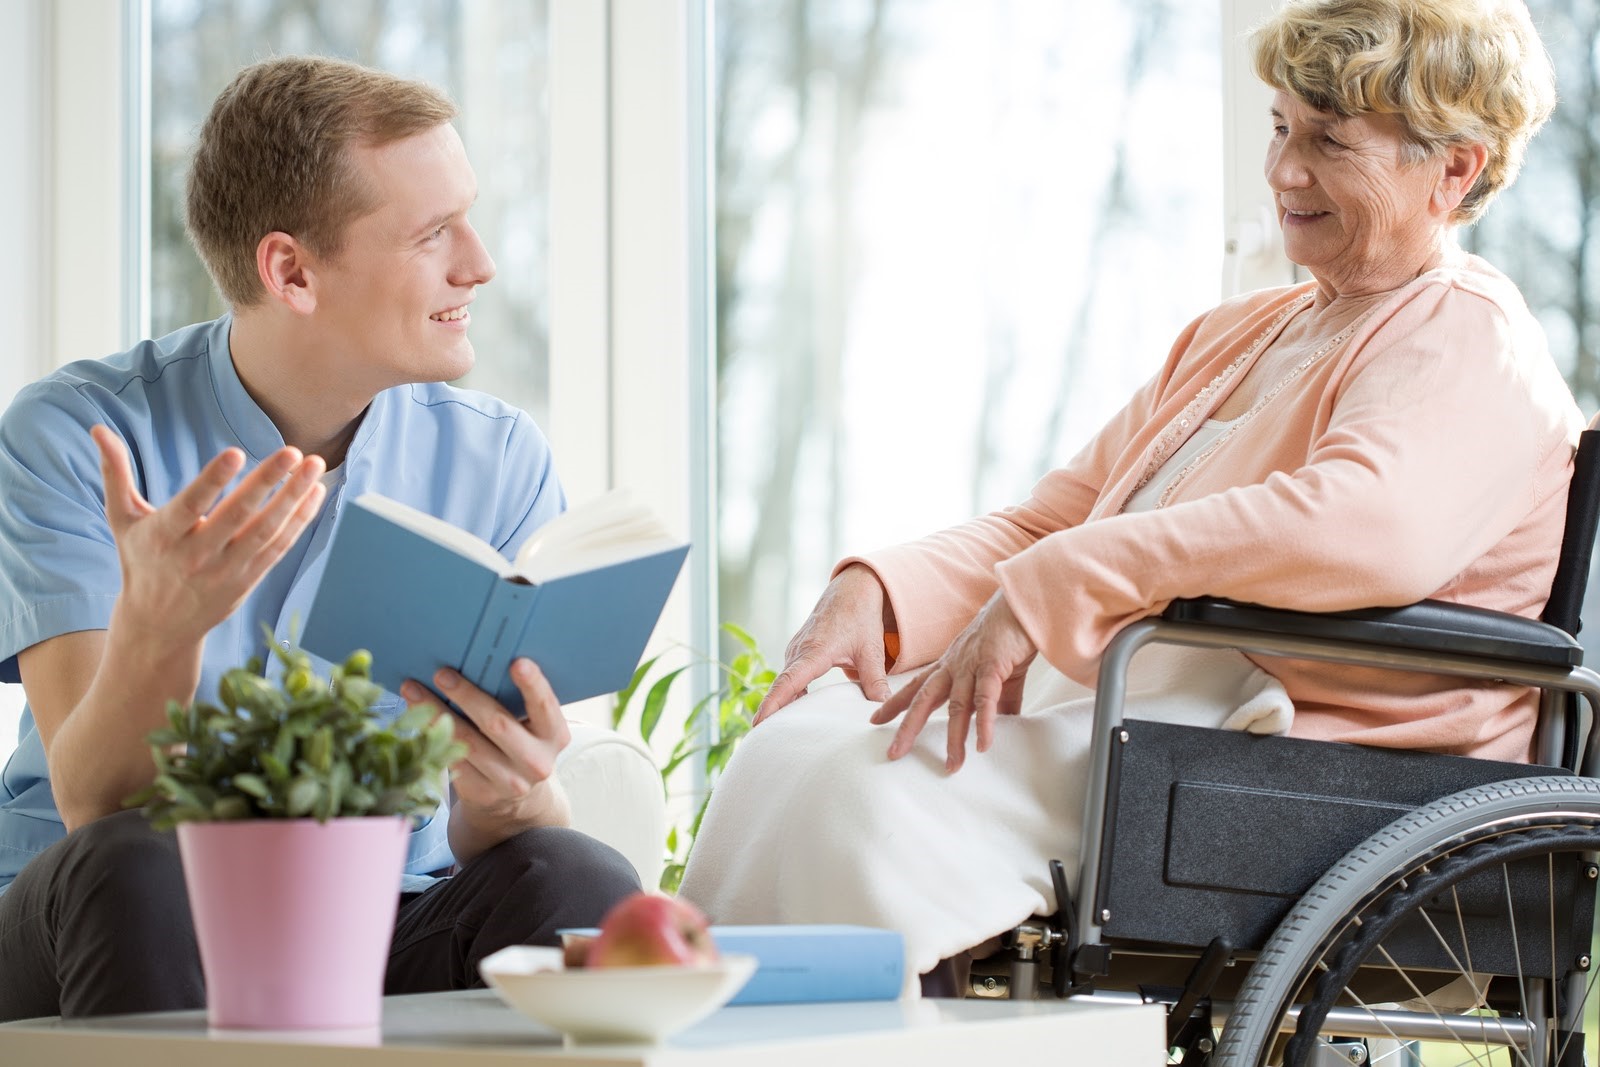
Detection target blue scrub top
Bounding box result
[0,316,566,893]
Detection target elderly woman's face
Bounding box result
[1265,92,1450,297]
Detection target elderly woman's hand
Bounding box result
[753,563,897,724]
[870,592,1037,773]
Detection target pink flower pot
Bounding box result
[178,817,410,1030]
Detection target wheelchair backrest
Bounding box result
[1540,418,1600,636]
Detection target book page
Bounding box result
[512,489,685,582]
[353,493,511,575]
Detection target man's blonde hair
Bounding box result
[1252,0,1555,222]
[185,55,459,308]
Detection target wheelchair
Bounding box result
[993,419,1600,1067]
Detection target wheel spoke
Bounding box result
[1413,894,1488,1007]
[1370,943,1507,1067]
[1502,865,1531,1047]
[1454,884,1476,980]
[1217,787,1600,1067]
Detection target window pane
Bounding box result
[714,0,1224,653]
[1462,0,1600,657]
[1463,0,1599,413]
[149,0,551,425]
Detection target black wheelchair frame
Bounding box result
[1003,420,1600,1067]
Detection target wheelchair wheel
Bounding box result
[1214,776,1600,1067]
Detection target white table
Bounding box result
[0,989,1164,1066]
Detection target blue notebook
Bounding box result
[713,924,904,1005]
[301,492,689,715]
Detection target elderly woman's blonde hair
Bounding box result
[1252,0,1555,223]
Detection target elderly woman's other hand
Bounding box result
[753,563,898,724]
[871,592,1037,773]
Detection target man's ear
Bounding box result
[256,232,319,314]
[1433,140,1488,216]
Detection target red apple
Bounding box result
[587,892,719,968]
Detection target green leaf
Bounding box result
[683,690,718,733]
[705,740,737,775]
[659,863,685,894]
[336,676,383,710]
[123,783,157,809]
[721,621,759,652]
[689,790,713,839]
[313,783,334,822]
[639,666,689,744]
[372,786,411,816]
[328,761,350,814]
[287,776,319,817]
[342,649,373,678]
[260,752,290,783]
[660,744,707,781]
[168,804,212,825]
[612,654,662,728]
[308,726,333,774]
[231,773,270,799]
[211,795,252,820]
[154,774,206,811]
[393,703,435,735]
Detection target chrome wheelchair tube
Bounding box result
[1058,991,1537,1050]
[1227,1001,1538,1049]
[1076,619,1163,958]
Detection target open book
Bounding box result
[301,491,689,714]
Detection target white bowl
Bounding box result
[479,945,758,1044]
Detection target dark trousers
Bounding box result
[0,808,641,1022]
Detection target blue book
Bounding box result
[301,491,689,715]
[561,923,905,1004]
[713,924,904,1005]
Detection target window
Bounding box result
[0,1,559,770]
[148,0,552,425]
[1457,0,1600,658]
[713,0,1225,655]
[1462,0,1599,414]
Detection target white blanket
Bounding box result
[677,645,1293,996]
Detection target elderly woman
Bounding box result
[679,0,1581,996]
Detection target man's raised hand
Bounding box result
[93,424,326,648]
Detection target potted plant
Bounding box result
[611,623,775,891]
[127,639,466,1031]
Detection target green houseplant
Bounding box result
[131,642,465,827]
[611,623,775,892]
[127,639,466,1031]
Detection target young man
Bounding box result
[0,56,639,1022]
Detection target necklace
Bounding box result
[1120,291,1380,512]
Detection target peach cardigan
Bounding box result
[854,254,1582,762]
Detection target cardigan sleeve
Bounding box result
[996,280,1576,686]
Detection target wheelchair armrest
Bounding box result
[1162,597,1583,669]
